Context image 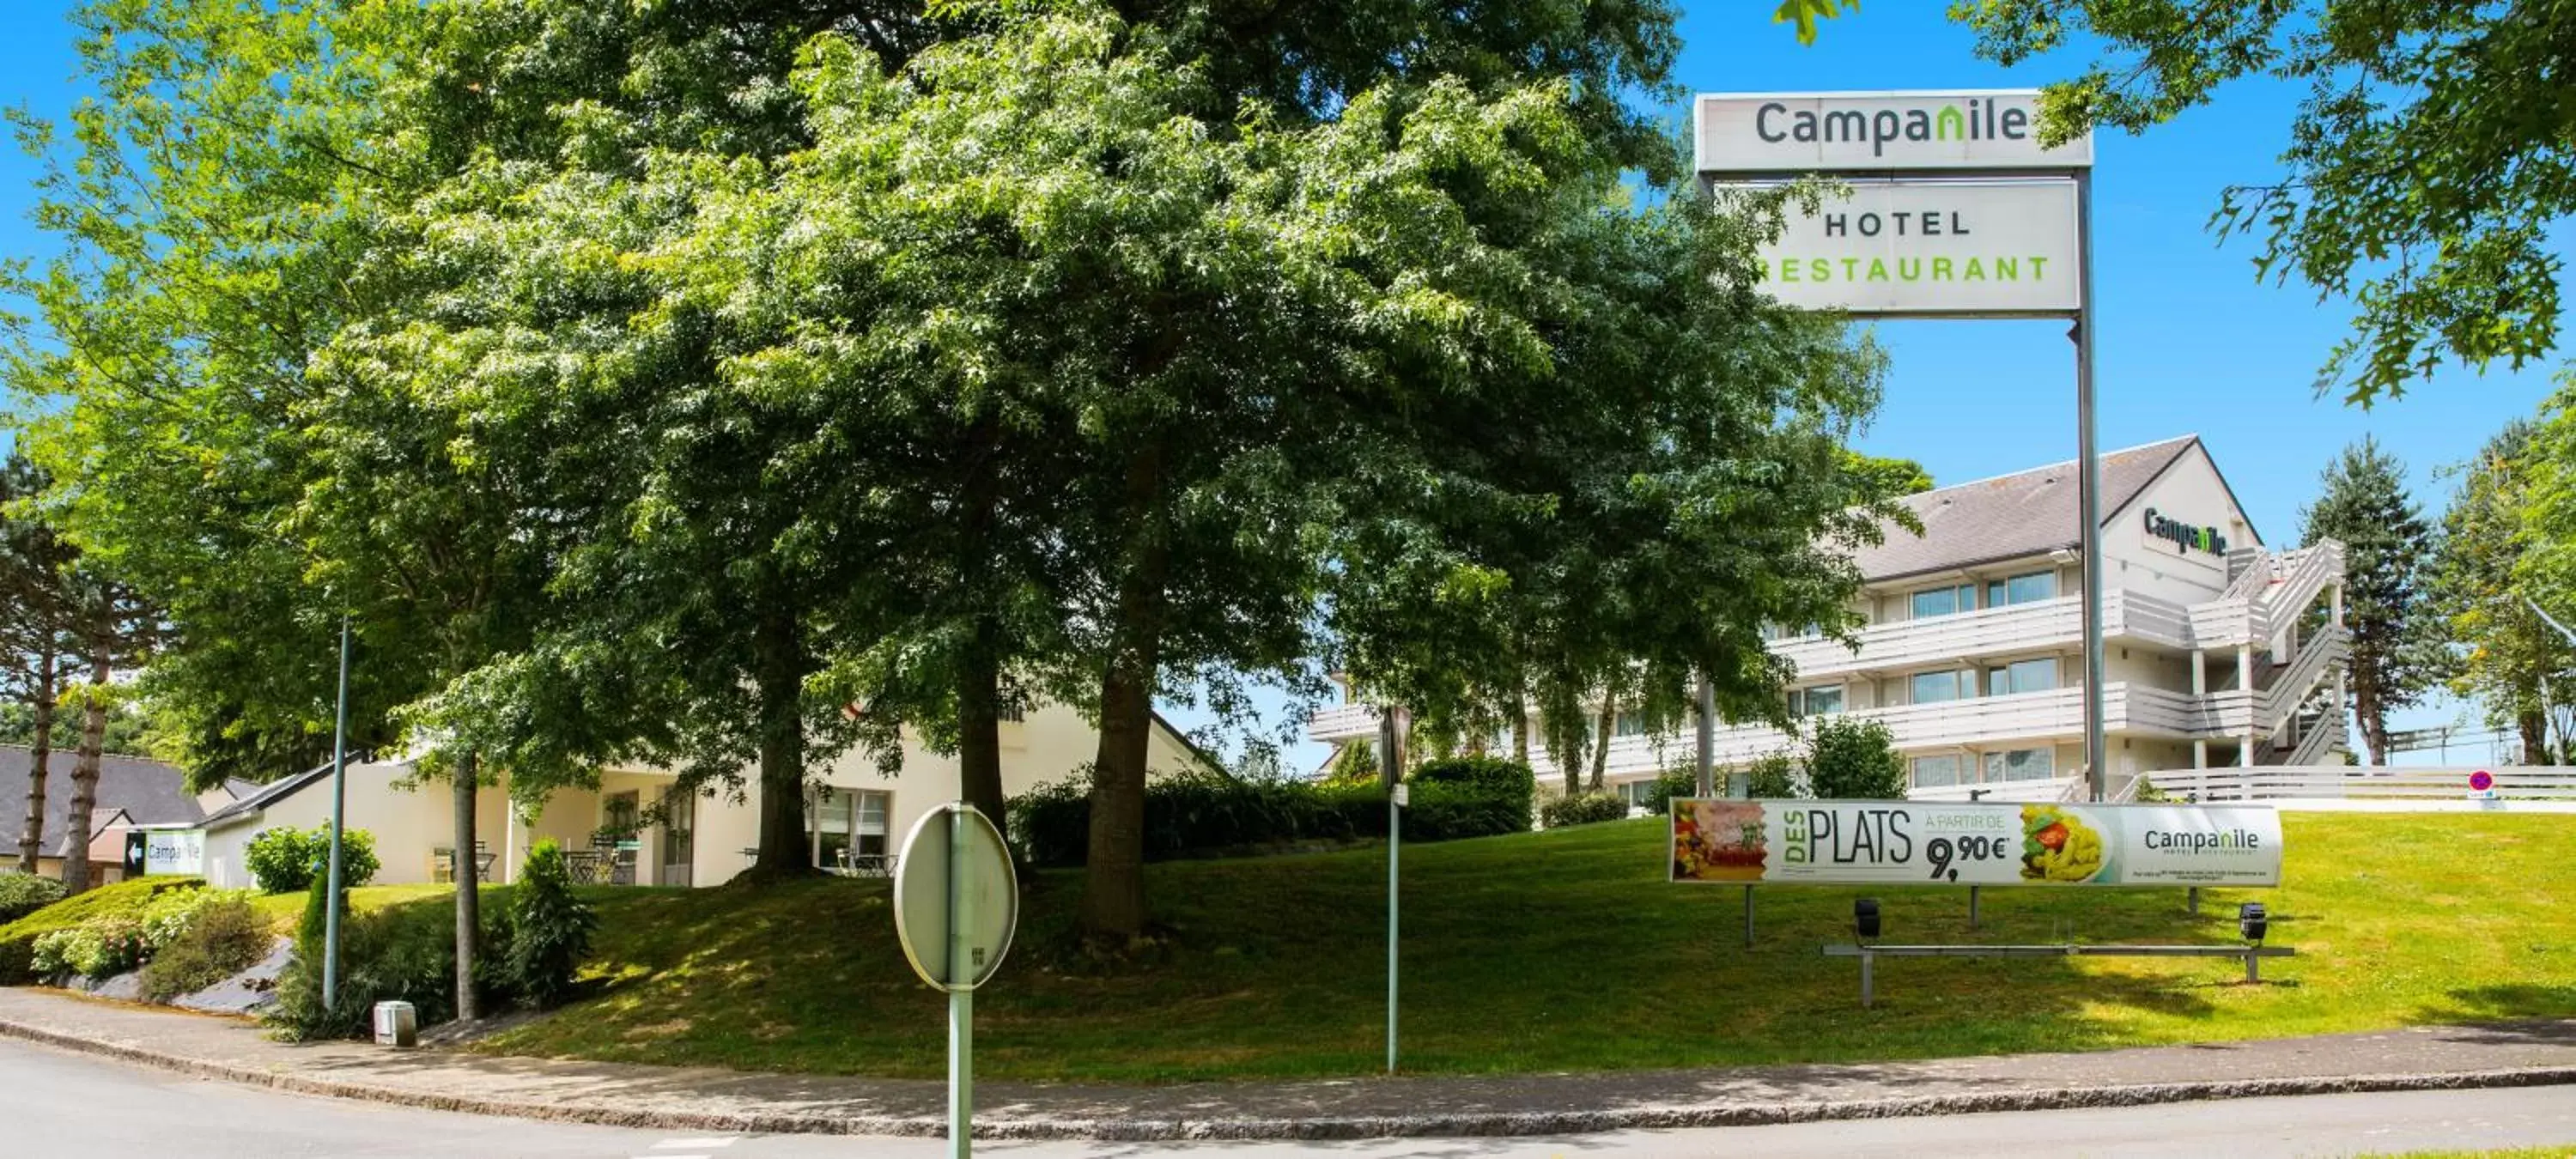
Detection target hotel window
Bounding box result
[809,788,893,871]
[1615,780,1658,808]
[1789,685,1845,716]
[1983,748,2056,782]
[1911,755,1964,787]
[1911,669,1969,704]
[1984,570,2059,609]
[1984,658,2058,697]
[1614,711,1652,737]
[1910,584,1977,619]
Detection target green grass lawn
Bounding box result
[471,811,2576,1083]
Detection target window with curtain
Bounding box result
[1983,748,2056,782]
[1984,658,2059,696]
[1911,670,1968,704]
[807,788,895,869]
[1910,584,1977,619]
[1790,685,1845,716]
[1984,571,2059,609]
[1911,755,1962,787]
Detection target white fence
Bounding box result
[2142,765,2576,811]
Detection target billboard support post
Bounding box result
[2075,166,2106,803]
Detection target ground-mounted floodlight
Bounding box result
[2238,901,2268,945]
[1855,898,1881,942]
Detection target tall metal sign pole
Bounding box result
[324,615,352,1006]
[1378,705,1404,1073]
[1693,90,2101,799]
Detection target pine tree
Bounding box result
[2299,437,2443,765]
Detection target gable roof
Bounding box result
[0,745,207,859]
[199,761,339,829]
[1850,435,2202,584]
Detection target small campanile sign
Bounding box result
[1695,90,2094,173]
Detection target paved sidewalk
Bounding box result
[3,986,2573,1141]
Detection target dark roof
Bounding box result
[1850,436,2202,583]
[0,745,205,859]
[200,761,337,829]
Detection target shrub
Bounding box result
[508,840,597,1010]
[0,871,67,924]
[0,876,200,985]
[1807,716,1908,800]
[139,898,273,1004]
[1010,758,1536,868]
[139,886,258,952]
[244,825,381,894]
[1540,791,1631,828]
[32,915,150,979]
[1639,768,1701,815]
[268,882,518,1041]
[1744,750,1804,798]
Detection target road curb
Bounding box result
[5,1014,2573,1140]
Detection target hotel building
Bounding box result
[1308,435,2350,802]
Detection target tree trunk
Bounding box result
[61,645,110,894]
[15,648,55,874]
[2519,707,2550,765]
[1510,687,1529,768]
[1588,693,1613,792]
[1078,453,1169,948]
[2354,661,2385,766]
[750,602,812,878]
[954,441,1007,827]
[453,750,479,1022]
[957,628,1006,826]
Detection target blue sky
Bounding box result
[0,3,2558,768]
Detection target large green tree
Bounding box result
[2430,421,2571,763]
[2298,437,2443,764]
[1944,0,2576,405]
[0,452,78,873]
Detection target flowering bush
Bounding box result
[243,825,380,894]
[0,871,69,923]
[31,915,151,980]
[140,887,258,952]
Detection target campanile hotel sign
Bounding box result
[1694,90,2092,317]
[1697,88,2118,801]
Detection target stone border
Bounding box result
[6,1014,2575,1141]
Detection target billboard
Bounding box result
[1670,799,2281,887]
[1724,179,2081,316]
[1695,89,2093,174]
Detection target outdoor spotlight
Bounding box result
[1854,898,1881,942]
[2238,901,2268,944]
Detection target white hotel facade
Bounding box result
[1309,435,2350,802]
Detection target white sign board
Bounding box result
[143,828,204,876]
[1697,89,2092,174]
[893,804,1018,993]
[1729,179,2081,316]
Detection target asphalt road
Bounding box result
[5,1039,2573,1158]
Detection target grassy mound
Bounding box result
[452,811,2571,1082]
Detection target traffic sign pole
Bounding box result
[948,804,973,1159]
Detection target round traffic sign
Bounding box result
[2470,769,2495,792]
[893,803,1018,992]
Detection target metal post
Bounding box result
[2244,950,2260,985]
[2075,167,2107,803]
[1695,671,1716,798]
[1859,950,1874,1009]
[948,805,972,1159]
[2188,887,2200,915]
[324,616,351,1008]
[1386,788,1399,1074]
[1742,884,1755,949]
[1969,886,1980,931]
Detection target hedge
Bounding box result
[1010,758,1537,868]
[1540,791,1630,828]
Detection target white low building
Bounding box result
[194,702,1209,889]
[1309,434,2350,803]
